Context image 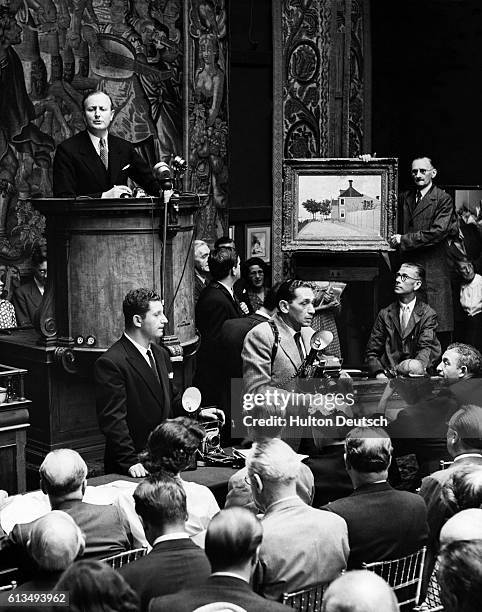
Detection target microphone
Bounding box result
[182,386,202,414]
[153,161,172,180]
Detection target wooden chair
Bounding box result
[362,547,426,612]
[101,547,147,569]
[439,459,453,470]
[282,582,326,611]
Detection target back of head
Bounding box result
[214,236,235,250]
[140,416,204,474]
[438,539,482,612]
[133,472,187,530]
[344,427,392,473]
[448,405,482,452]
[55,560,139,612]
[446,343,482,376]
[205,508,262,572]
[122,287,161,329]
[245,402,286,441]
[247,437,300,484]
[39,449,87,498]
[208,247,239,281]
[443,465,482,513]
[322,570,398,612]
[439,508,482,544]
[262,281,283,313]
[29,511,85,572]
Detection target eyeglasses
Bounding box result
[248,271,264,277]
[395,272,420,282]
[411,168,433,175]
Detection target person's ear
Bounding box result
[133,314,143,328]
[110,109,115,122]
[459,365,467,378]
[414,279,422,292]
[431,168,437,179]
[278,299,289,314]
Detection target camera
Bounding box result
[200,422,222,456]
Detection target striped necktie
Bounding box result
[99,137,108,169]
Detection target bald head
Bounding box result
[322,571,398,612]
[440,508,482,544]
[39,449,88,500]
[28,511,85,571]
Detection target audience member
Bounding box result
[391,155,464,346]
[457,260,482,352]
[214,236,235,250]
[438,539,482,612]
[140,417,220,539]
[55,560,140,612]
[322,427,428,568]
[0,449,133,573]
[149,508,288,612]
[16,511,85,592]
[439,507,482,544]
[119,474,210,611]
[0,272,16,329]
[194,240,211,304]
[195,247,245,406]
[236,257,268,314]
[365,262,441,377]
[247,438,349,600]
[12,248,47,327]
[436,343,482,407]
[312,281,342,359]
[442,464,482,514]
[225,402,314,511]
[321,570,399,612]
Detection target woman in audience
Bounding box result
[55,560,139,612]
[139,417,220,541]
[0,272,16,329]
[235,257,267,313]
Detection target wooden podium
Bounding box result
[0,195,199,485]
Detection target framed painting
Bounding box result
[282,158,398,252]
[246,225,271,263]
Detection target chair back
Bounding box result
[439,460,453,470]
[414,560,443,612]
[101,547,147,569]
[362,546,426,612]
[282,582,326,611]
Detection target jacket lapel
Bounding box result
[410,186,436,221]
[401,298,422,339]
[213,282,243,315]
[387,302,402,338]
[121,336,163,403]
[79,130,108,178]
[273,315,303,371]
[108,134,123,185]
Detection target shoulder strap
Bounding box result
[268,320,280,364]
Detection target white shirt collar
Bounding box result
[211,572,247,583]
[218,280,234,298]
[418,184,432,199]
[124,332,152,365]
[34,277,45,295]
[399,296,417,315]
[454,453,482,461]
[88,131,108,155]
[152,532,190,546]
[265,495,299,514]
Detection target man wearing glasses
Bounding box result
[390,156,463,348]
[365,262,441,377]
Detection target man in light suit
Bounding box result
[53,91,159,198]
[248,438,349,600]
[391,156,464,344]
[95,288,219,477]
[149,507,288,612]
[12,248,47,327]
[119,474,210,611]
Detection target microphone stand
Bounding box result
[158,176,173,303]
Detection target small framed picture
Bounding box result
[228,225,235,240]
[246,225,271,263]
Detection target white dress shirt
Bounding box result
[460,274,482,317]
[399,297,416,329]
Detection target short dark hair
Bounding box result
[438,540,482,612]
[140,416,204,474]
[31,246,47,267]
[214,236,235,250]
[345,427,393,472]
[208,247,239,281]
[133,473,187,529]
[446,343,482,376]
[82,90,114,112]
[276,279,314,306]
[55,560,139,612]
[122,288,161,329]
[205,508,262,572]
[400,262,425,283]
[412,155,435,168]
[241,257,266,279]
[443,465,482,514]
[263,281,283,312]
[448,405,482,450]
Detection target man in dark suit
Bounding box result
[193,240,211,304]
[435,342,482,407]
[12,249,47,326]
[365,262,441,377]
[195,247,245,406]
[149,507,288,612]
[119,474,210,611]
[391,156,464,344]
[0,449,133,576]
[95,288,222,476]
[53,91,159,198]
[322,427,428,569]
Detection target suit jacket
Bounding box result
[323,481,428,569]
[220,313,268,380]
[0,499,133,575]
[255,496,348,601]
[12,280,43,327]
[149,574,288,612]
[194,273,209,305]
[119,538,211,611]
[399,185,460,332]
[194,281,244,405]
[53,130,159,198]
[365,298,441,375]
[94,335,181,474]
